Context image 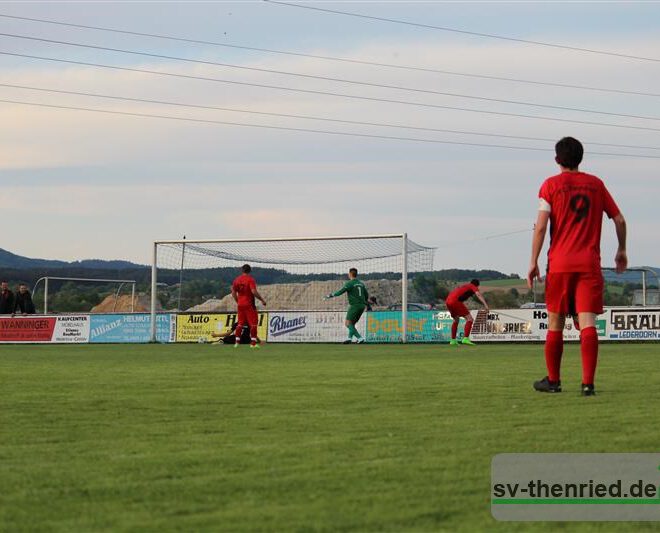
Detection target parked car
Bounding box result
[520,302,546,309]
[386,303,431,311]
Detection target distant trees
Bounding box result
[3,266,644,312]
[161,279,229,311]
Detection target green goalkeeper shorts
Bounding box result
[346,305,366,324]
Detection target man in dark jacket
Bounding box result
[14,283,36,314]
[0,281,15,314]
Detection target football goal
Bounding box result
[32,276,137,314]
[150,233,435,342]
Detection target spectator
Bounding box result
[366,296,378,311]
[0,281,15,314]
[14,283,36,315]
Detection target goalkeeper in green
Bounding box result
[325,267,368,344]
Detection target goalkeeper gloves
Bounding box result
[323,294,333,300]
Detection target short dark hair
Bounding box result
[349,268,358,277]
[470,279,480,286]
[242,264,251,273]
[555,137,583,169]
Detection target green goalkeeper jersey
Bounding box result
[333,279,368,307]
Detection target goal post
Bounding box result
[150,233,434,343]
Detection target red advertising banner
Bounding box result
[0,317,57,342]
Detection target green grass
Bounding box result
[606,284,625,295]
[1,343,659,532]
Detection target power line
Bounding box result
[265,0,660,64]
[3,98,660,159]
[0,12,656,98]
[3,32,659,123]
[437,228,533,246]
[4,51,660,133]
[2,83,659,152]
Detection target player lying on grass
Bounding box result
[528,136,627,396]
[211,325,261,345]
[445,279,489,345]
[231,264,267,349]
[325,268,368,344]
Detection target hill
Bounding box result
[603,267,659,285]
[0,248,144,270]
[0,247,519,288]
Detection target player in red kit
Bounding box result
[231,264,267,349]
[528,137,627,395]
[446,279,489,345]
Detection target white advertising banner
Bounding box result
[471,309,604,342]
[267,311,366,343]
[607,308,660,340]
[53,315,90,343]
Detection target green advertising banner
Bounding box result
[366,311,454,343]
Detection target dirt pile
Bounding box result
[186,279,424,312]
[91,294,159,313]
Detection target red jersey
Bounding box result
[447,283,479,303]
[232,273,257,307]
[539,171,620,273]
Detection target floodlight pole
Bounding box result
[44,277,49,314]
[402,233,408,344]
[150,242,158,342]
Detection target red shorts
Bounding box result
[446,299,470,319]
[236,305,258,327]
[545,272,604,315]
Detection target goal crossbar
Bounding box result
[153,233,407,245]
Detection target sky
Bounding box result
[1,1,659,275]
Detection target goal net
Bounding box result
[150,234,434,342]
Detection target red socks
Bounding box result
[544,327,598,385]
[545,330,563,382]
[580,326,598,385]
[464,320,473,338]
[451,321,458,339]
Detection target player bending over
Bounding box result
[231,264,267,349]
[325,267,368,344]
[445,279,489,345]
[528,137,627,396]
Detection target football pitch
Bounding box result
[1,343,658,532]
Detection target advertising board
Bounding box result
[175,313,268,342]
[366,311,455,343]
[608,308,660,340]
[268,311,366,342]
[472,309,606,342]
[0,315,89,343]
[90,313,175,343]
